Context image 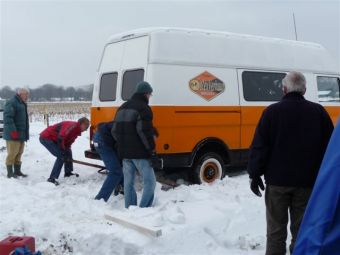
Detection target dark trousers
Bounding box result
[93,133,123,202]
[265,185,312,255]
[40,137,73,179]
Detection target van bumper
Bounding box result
[84,150,193,170]
[85,149,167,169]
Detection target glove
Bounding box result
[150,152,162,169]
[10,131,19,139]
[250,177,265,197]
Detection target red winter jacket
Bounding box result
[40,121,81,149]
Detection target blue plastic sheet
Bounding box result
[293,119,340,255]
[13,247,42,255]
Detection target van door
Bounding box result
[120,36,149,101]
[95,35,149,105]
[94,40,125,108]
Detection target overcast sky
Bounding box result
[1,0,339,88]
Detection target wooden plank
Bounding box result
[104,214,162,238]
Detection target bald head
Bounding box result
[282,71,306,95]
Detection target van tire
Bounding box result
[193,152,225,184]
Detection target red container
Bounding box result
[0,236,35,255]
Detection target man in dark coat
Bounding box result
[39,117,90,185]
[3,88,30,178]
[247,71,334,255]
[112,81,160,208]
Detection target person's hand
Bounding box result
[250,177,265,197]
[150,152,162,169]
[10,131,19,139]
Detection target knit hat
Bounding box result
[135,81,153,94]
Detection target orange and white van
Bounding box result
[85,27,340,184]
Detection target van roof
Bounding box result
[107,27,339,74]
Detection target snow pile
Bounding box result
[0,122,266,254]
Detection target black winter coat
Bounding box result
[112,93,155,159]
[247,92,334,188]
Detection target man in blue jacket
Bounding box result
[94,121,123,201]
[3,88,30,178]
[247,71,334,255]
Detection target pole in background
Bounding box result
[293,12,298,41]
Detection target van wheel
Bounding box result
[193,152,225,184]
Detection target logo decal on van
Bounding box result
[189,71,225,101]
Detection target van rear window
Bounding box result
[99,72,118,101]
[122,69,145,100]
[317,76,340,102]
[242,71,286,101]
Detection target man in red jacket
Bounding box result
[39,117,90,185]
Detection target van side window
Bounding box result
[122,69,145,100]
[242,71,286,101]
[99,72,118,101]
[317,76,340,102]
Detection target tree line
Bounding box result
[0,84,93,101]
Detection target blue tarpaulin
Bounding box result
[293,119,340,255]
[13,247,41,255]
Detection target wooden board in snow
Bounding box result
[104,214,162,238]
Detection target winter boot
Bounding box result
[6,165,17,178]
[47,178,59,186]
[114,184,124,196]
[64,172,79,178]
[14,164,28,177]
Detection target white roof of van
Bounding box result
[107,27,339,74]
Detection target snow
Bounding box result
[0,121,266,255]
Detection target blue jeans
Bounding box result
[93,133,123,202]
[123,159,156,208]
[39,137,73,179]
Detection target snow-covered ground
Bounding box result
[0,121,266,255]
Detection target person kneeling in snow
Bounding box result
[94,121,124,201]
[39,117,90,185]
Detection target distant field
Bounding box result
[28,101,91,122]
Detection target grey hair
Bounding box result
[282,71,306,95]
[16,88,30,94]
